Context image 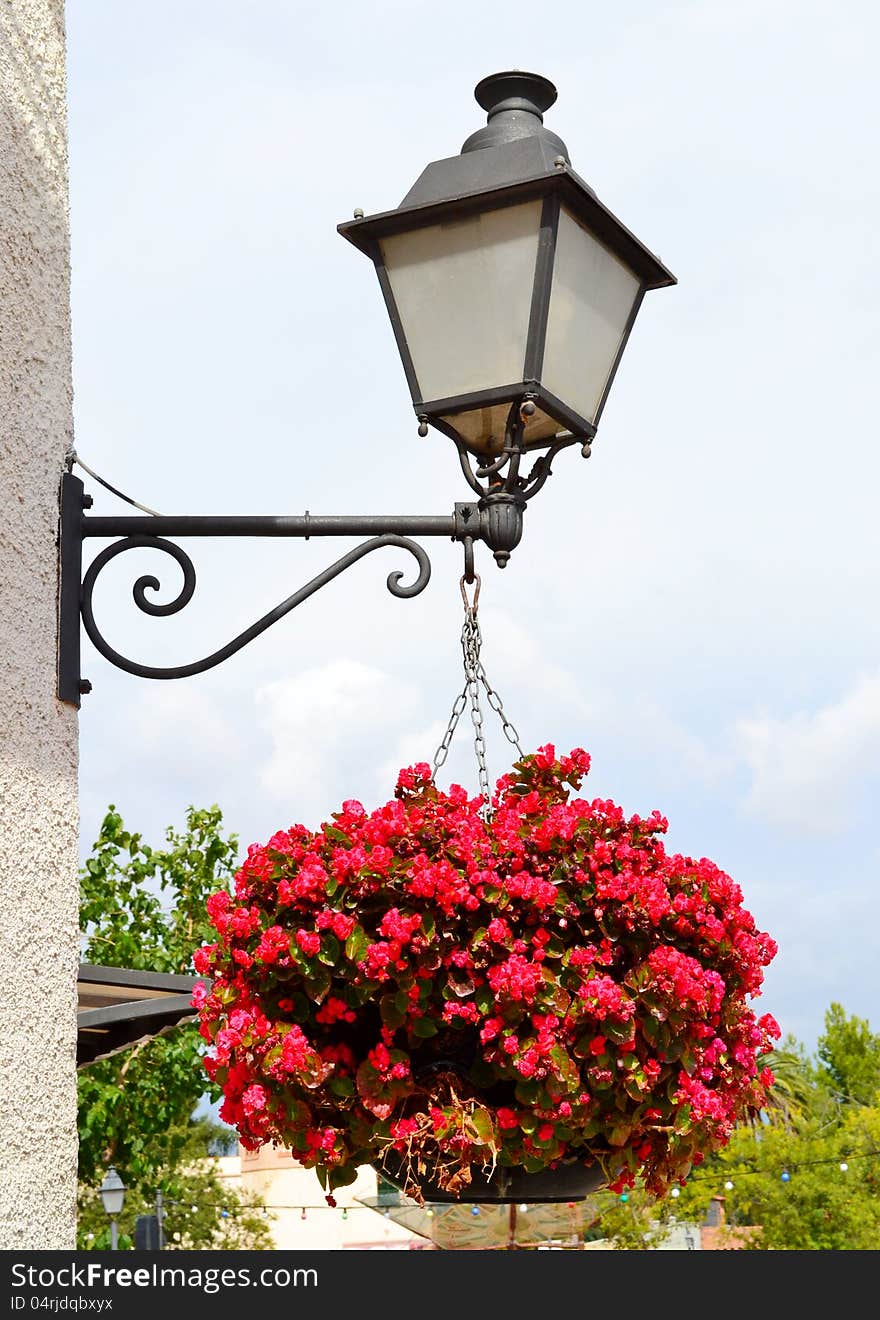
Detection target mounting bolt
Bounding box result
[82,493,93,509]
[417,415,429,437]
[520,399,536,422]
[581,441,592,459]
[79,679,92,696]
[353,207,364,220]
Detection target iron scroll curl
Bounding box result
[80,532,432,682]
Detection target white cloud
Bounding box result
[378,720,448,788]
[130,683,236,768]
[737,672,880,832]
[255,659,421,817]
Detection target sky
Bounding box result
[64,0,880,1056]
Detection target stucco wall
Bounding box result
[0,0,79,1248]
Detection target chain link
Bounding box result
[432,577,524,812]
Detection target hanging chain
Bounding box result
[432,575,523,811]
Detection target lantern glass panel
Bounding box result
[543,207,641,426]
[380,200,542,405]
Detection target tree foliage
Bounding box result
[78,805,271,1249]
[815,1002,880,1109]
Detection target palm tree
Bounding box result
[750,1047,814,1131]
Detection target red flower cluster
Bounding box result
[195,747,779,1202]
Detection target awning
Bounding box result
[77,963,208,1068]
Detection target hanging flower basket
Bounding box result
[194,747,779,1206]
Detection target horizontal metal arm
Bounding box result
[82,512,462,539]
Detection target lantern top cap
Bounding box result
[462,71,568,158]
[474,71,557,118]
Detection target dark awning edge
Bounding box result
[76,963,210,1068]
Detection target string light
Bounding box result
[681,1146,877,1187]
[619,1193,629,1203]
[300,1207,307,1221]
[341,1208,348,1220]
[670,1187,680,1199]
[519,1204,529,1213]
[724,1181,734,1191]
[471,1207,481,1216]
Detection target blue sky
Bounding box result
[66,1,880,1055]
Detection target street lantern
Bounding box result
[338,70,675,460]
[98,1166,126,1250]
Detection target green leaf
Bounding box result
[608,1120,634,1147]
[344,925,368,964]
[467,1107,498,1149]
[549,1044,580,1091]
[328,1076,356,1099]
[411,1017,438,1039]
[304,967,332,1004]
[604,1017,636,1044]
[324,826,353,846]
[327,1164,360,1191]
[673,1103,693,1136]
[380,994,406,1029]
[515,1079,540,1105]
[318,932,340,966]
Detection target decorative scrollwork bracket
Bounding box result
[56,473,515,707]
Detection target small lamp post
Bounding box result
[98,1166,126,1250]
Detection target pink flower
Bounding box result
[242,1084,267,1117]
[295,929,321,957]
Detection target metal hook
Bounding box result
[462,534,475,585]
[459,571,481,614]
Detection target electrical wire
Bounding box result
[67,449,162,516]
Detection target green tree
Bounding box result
[78,804,272,1249]
[815,1002,880,1109]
